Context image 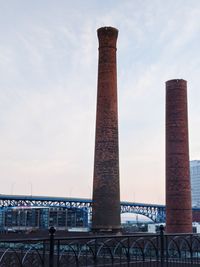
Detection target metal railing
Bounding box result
[0,226,200,266]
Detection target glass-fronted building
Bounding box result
[0,206,88,232]
[190,160,200,207]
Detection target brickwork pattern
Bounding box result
[166,79,192,233]
[92,27,121,231]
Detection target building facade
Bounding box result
[0,206,88,232]
[190,160,200,207]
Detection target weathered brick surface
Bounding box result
[166,79,192,233]
[92,27,121,231]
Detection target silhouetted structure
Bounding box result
[92,26,121,232]
[166,79,192,233]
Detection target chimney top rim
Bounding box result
[97,26,118,34]
[166,79,187,84]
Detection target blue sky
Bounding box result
[0,0,200,204]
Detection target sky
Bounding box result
[0,0,200,204]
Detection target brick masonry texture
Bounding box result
[166,79,192,233]
[92,27,121,231]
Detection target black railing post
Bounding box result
[190,234,193,265]
[57,240,60,267]
[159,225,165,267]
[42,240,46,267]
[49,227,56,267]
[127,236,130,266]
[94,237,98,266]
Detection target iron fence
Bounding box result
[0,226,200,266]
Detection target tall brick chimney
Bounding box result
[92,26,121,232]
[166,79,192,233]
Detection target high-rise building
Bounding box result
[190,160,200,207]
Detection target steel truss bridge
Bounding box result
[0,194,199,223]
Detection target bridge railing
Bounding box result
[0,227,200,266]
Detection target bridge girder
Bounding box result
[0,195,198,223]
